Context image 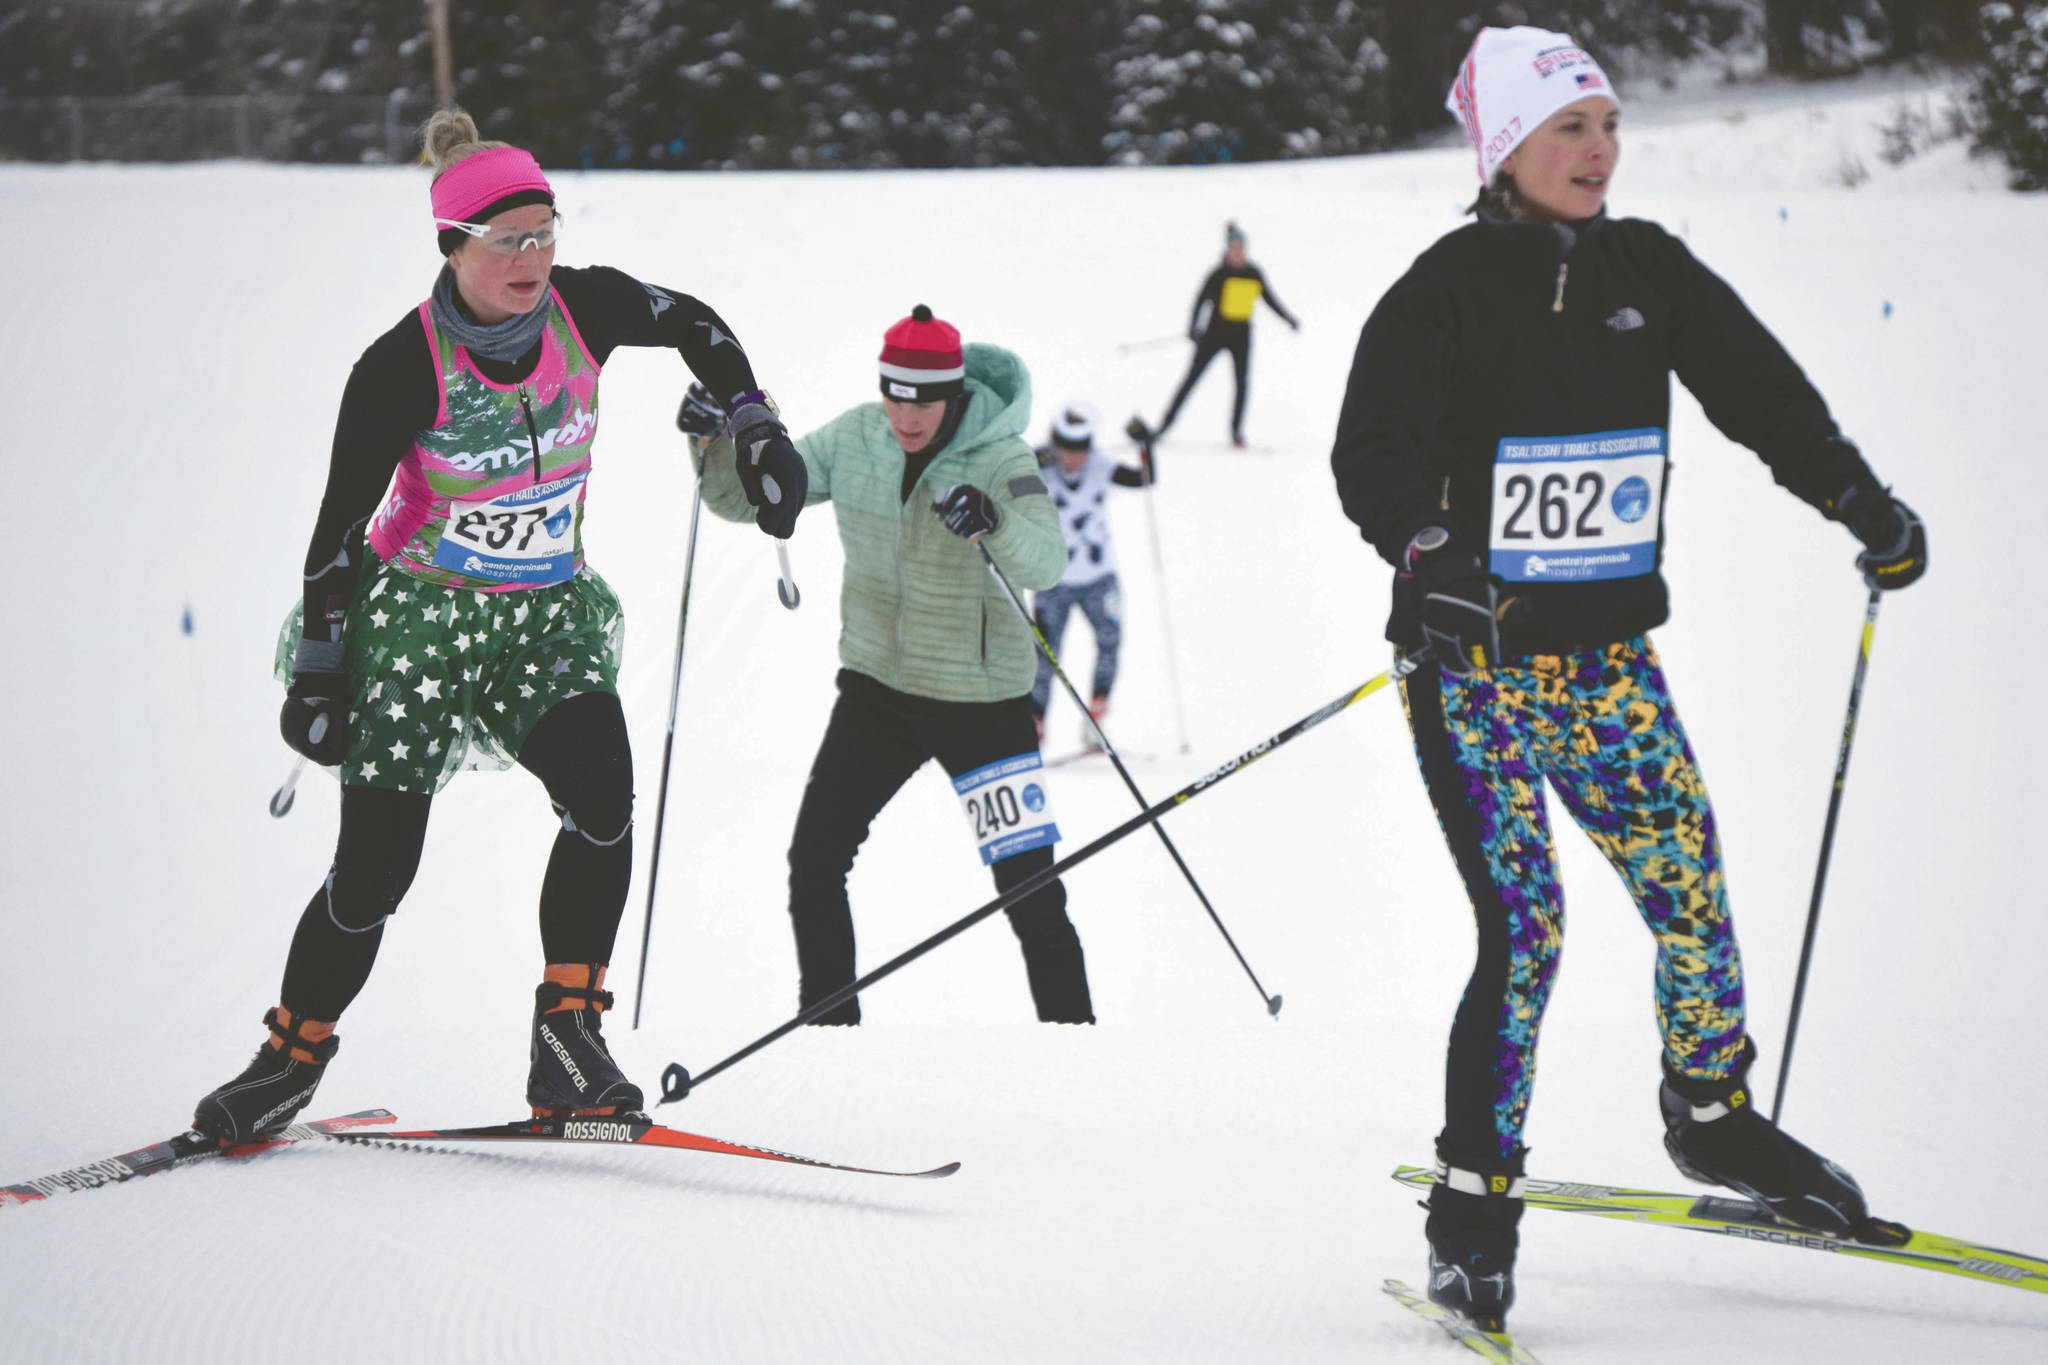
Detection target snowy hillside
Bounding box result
[3,76,2044,1363]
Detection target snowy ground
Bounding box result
[3,77,2044,1363]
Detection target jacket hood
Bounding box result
[950,343,1032,453]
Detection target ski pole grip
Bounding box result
[659,1063,693,1105]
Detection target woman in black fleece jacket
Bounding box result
[1330,25,1927,1335]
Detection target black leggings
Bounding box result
[787,670,1094,1024]
[277,692,635,1021]
[1158,325,1252,440]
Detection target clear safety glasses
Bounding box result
[436,213,562,256]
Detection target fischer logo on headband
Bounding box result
[1446,26,1618,183]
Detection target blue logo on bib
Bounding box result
[545,505,575,538]
[1022,783,1045,812]
[1611,475,1652,524]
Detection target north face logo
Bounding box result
[1605,307,1646,332]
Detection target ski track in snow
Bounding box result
[5,73,2048,1364]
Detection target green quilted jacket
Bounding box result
[702,343,1065,702]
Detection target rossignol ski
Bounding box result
[1391,1166,2047,1294]
[342,1113,959,1179]
[1382,1278,1541,1364]
[0,1110,397,1210]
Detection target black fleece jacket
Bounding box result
[1331,212,1883,655]
[298,264,757,637]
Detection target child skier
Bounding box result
[1029,402,1155,746]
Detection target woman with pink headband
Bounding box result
[189,109,808,1143]
[1332,26,1925,1335]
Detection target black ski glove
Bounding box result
[935,484,1000,540]
[728,390,808,539]
[1836,485,1927,591]
[676,382,726,438]
[1408,533,1526,676]
[280,639,350,766]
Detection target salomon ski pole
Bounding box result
[632,443,709,1030]
[657,653,1426,1103]
[1772,588,1881,1121]
[979,541,1279,1016]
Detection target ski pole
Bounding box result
[657,651,1428,1103]
[631,445,709,1030]
[1136,441,1191,754]
[979,541,1279,1017]
[268,755,307,818]
[1116,334,1185,355]
[774,538,800,610]
[1771,588,1881,1121]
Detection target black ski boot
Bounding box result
[1424,1149,1524,1333]
[527,965,644,1117]
[1660,1038,1896,1240]
[192,1007,339,1145]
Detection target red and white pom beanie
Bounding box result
[879,304,966,402]
[1446,26,1617,184]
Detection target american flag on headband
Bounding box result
[1575,71,1605,90]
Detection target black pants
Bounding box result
[276,691,635,1021]
[787,670,1094,1024]
[1158,324,1252,441]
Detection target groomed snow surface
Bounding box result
[3,78,2044,1363]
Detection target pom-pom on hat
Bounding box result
[879,304,965,403]
[1446,26,1617,184]
[1050,401,1098,451]
[1224,222,1246,248]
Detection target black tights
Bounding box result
[277,692,635,1021]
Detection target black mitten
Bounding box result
[1410,535,1523,676]
[935,484,1000,540]
[280,640,350,766]
[1837,485,1927,591]
[728,391,808,539]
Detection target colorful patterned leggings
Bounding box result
[1400,637,1747,1164]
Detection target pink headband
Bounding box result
[430,145,553,225]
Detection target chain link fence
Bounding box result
[0,93,439,163]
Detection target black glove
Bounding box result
[675,382,726,438]
[728,391,808,539]
[1837,485,1927,591]
[935,484,1000,540]
[1409,535,1525,676]
[280,640,350,766]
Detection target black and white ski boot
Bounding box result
[1660,1038,1900,1241]
[527,965,644,1118]
[192,1006,339,1145]
[1424,1150,1524,1333]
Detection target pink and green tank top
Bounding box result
[367,286,602,592]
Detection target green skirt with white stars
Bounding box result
[273,554,625,794]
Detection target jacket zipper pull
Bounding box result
[1551,262,1569,313]
[516,384,545,484]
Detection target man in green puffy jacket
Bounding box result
[693,305,1094,1024]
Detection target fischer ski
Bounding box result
[1383,1279,1541,1364]
[342,1113,960,1179]
[1392,1166,2048,1295]
[1,1110,397,1210]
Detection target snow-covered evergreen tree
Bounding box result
[1972,2,2048,189]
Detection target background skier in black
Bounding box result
[1149,222,1297,449]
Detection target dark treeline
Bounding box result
[0,1,1989,168]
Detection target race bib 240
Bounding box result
[953,752,1060,865]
